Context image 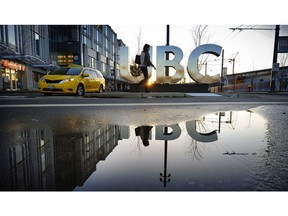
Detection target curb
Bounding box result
[85,92,190,98]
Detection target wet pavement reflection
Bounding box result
[1,106,288,191]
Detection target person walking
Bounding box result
[135,125,153,147]
[140,44,156,92]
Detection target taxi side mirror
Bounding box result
[82,72,89,77]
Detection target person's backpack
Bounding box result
[135,54,141,64]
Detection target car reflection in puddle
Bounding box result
[3,107,285,191]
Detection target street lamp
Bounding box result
[219,49,224,92]
[228,52,239,92]
[159,127,172,187]
[270,25,280,92]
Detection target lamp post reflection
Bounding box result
[159,126,171,187]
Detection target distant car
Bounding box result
[38,65,105,96]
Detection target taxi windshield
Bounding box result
[49,68,82,75]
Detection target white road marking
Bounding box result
[1,102,288,108]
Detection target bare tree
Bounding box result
[190,25,211,71]
[131,27,142,63]
[137,27,142,55]
[279,53,288,67]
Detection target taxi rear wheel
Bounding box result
[76,84,85,96]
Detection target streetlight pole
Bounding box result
[270,25,280,92]
[232,58,236,92]
[160,127,171,187]
[230,52,239,92]
[220,49,224,92]
[165,25,170,76]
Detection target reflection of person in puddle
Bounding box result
[135,125,153,147]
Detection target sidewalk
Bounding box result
[85,91,288,98]
[85,92,191,98]
[1,90,288,99]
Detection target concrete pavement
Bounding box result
[85,91,258,98]
[1,90,288,101]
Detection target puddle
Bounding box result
[2,105,287,191]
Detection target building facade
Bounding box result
[0,120,121,190]
[221,66,288,92]
[0,25,126,91]
[0,25,50,91]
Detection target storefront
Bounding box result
[1,59,26,91]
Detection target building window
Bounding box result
[88,56,96,69]
[31,26,45,58]
[8,25,16,46]
[35,33,40,56]
[101,62,106,74]
[0,25,3,42]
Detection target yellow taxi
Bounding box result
[38,65,105,96]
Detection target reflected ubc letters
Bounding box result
[0,110,269,191]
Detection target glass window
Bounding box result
[0,25,3,42]
[35,33,40,56]
[83,69,90,77]
[101,62,106,73]
[87,56,91,68]
[50,67,82,75]
[95,70,103,78]
[8,25,16,46]
[86,37,91,47]
[89,70,98,78]
[97,31,102,45]
[89,57,96,68]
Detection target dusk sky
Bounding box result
[3,0,286,77]
[112,24,288,77]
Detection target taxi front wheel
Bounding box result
[76,84,85,96]
[99,85,104,93]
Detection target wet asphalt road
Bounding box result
[1,92,288,126]
[0,92,288,192]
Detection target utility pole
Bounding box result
[165,25,170,76]
[270,25,280,92]
[230,52,239,92]
[159,25,172,187]
[232,58,236,92]
[220,49,224,92]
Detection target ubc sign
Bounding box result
[119,44,223,84]
[120,121,218,143]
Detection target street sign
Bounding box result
[278,36,288,53]
[272,63,279,72]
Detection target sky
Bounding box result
[112,24,288,77]
[1,1,288,78]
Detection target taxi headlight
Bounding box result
[59,78,75,84]
[39,77,46,83]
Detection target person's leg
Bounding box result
[142,67,150,92]
[140,66,149,92]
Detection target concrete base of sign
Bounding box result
[130,83,210,93]
[130,83,209,93]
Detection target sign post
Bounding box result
[270,25,280,92]
[278,36,288,53]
